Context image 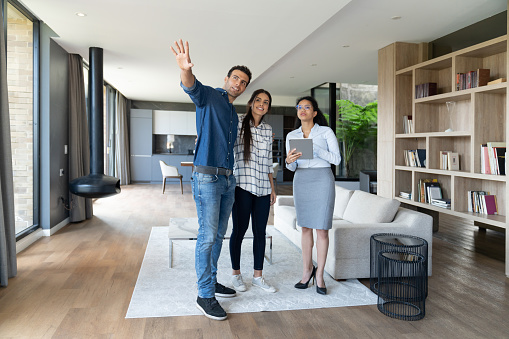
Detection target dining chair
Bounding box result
[159,160,183,194]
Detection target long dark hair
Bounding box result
[240,89,272,163]
[294,96,328,128]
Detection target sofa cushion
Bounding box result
[342,190,400,223]
[275,205,298,230]
[333,185,354,219]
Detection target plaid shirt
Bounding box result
[233,115,274,196]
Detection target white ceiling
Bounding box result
[18,0,507,106]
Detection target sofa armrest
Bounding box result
[276,195,294,207]
[330,208,433,260]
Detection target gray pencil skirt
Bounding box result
[293,167,335,230]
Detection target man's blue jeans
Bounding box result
[191,172,236,298]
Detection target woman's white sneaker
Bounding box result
[232,274,247,292]
[252,276,276,293]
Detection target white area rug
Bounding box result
[126,224,377,318]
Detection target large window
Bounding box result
[6,1,37,235]
[314,83,378,179]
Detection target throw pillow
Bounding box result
[342,190,400,223]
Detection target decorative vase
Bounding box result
[445,101,456,132]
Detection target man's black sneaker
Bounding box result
[196,297,227,321]
[215,282,236,298]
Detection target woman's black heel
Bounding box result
[316,284,327,295]
[294,266,316,289]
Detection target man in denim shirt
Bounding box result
[171,39,251,321]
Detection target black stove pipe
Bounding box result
[69,47,121,199]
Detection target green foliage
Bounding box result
[336,99,378,176]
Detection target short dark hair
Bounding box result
[294,96,328,128]
[227,65,252,86]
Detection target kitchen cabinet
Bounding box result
[153,110,197,135]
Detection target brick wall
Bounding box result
[7,4,34,233]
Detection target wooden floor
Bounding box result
[0,183,508,338]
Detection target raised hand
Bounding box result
[171,39,194,71]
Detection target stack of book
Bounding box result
[415,82,437,98]
[430,198,451,209]
[439,151,459,170]
[399,192,412,200]
[404,149,426,167]
[456,69,490,90]
[480,142,506,175]
[467,191,498,215]
[403,115,413,134]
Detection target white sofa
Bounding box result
[274,184,433,280]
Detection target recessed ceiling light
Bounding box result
[391,16,401,20]
[75,12,87,17]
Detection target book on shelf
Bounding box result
[496,147,506,175]
[427,185,442,201]
[424,182,441,203]
[480,144,491,174]
[486,142,506,175]
[439,151,459,170]
[418,179,437,203]
[404,149,426,167]
[476,69,490,87]
[448,152,459,171]
[467,190,491,213]
[415,82,437,99]
[439,151,449,170]
[430,198,451,209]
[482,195,498,215]
[456,69,490,90]
[416,149,426,168]
[403,115,413,133]
[487,78,506,85]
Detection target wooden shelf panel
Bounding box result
[456,35,507,58]
[394,165,506,181]
[396,131,471,138]
[395,197,506,229]
[413,78,506,106]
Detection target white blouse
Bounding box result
[285,124,341,171]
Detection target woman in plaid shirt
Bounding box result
[229,89,277,293]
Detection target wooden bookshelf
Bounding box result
[378,34,509,277]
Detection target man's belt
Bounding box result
[194,165,233,177]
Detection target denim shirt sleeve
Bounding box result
[181,78,207,107]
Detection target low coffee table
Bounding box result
[168,217,273,268]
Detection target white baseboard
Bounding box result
[16,218,70,253]
[42,218,70,236]
[16,228,43,253]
